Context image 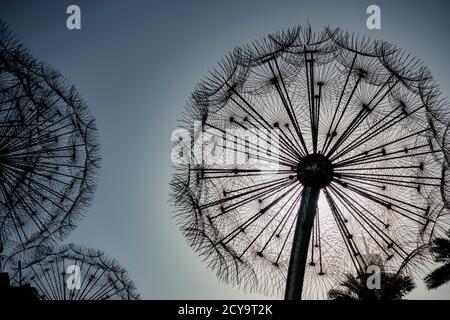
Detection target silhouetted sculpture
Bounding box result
[171,26,450,299]
[17,244,140,300]
[0,21,100,271]
[0,22,142,301]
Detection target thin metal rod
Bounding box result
[284,186,320,300]
[18,260,22,286]
[0,236,3,272]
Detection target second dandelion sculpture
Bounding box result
[0,22,100,269]
[0,22,140,300]
[171,26,450,299]
[19,244,140,300]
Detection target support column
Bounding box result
[284,186,320,300]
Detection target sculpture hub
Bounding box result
[296,154,334,188]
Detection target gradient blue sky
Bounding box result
[1,0,449,299]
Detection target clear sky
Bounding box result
[1,0,449,299]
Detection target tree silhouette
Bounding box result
[171,26,450,299]
[328,268,415,300]
[13,244,140,300]
[424,229,450,289]
[0,21,100,270]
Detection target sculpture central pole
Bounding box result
[284,185,320,300]
[284,153,333,300]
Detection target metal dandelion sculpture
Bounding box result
[16,244,140,300]
[0,22,100,269]
[171,26,450,299]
